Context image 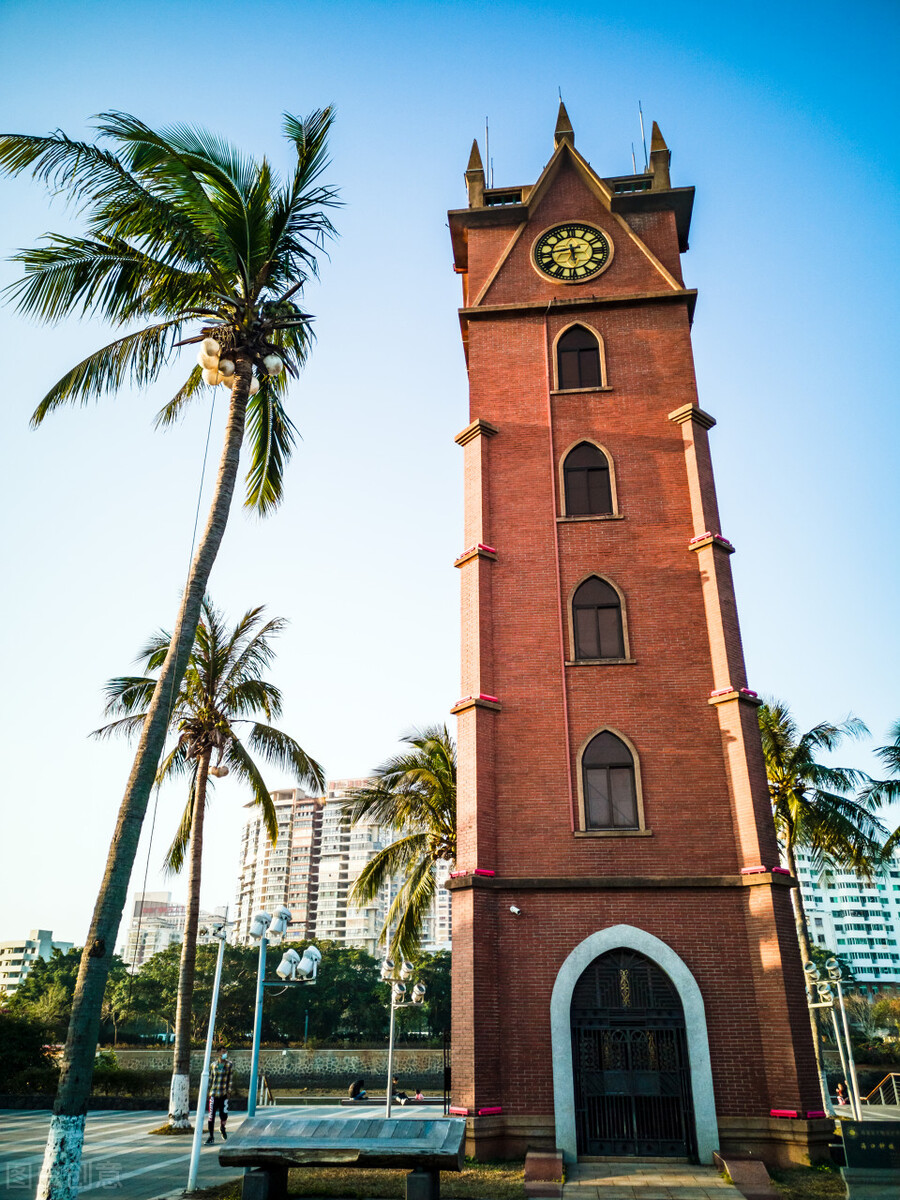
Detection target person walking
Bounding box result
[206,1050,233,1144]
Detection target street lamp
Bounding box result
[381,958,426,1118]
[187,920,231,1193]
[803,959,861,1120]
[247,908,320,1119]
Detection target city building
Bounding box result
[446,105,820,1165]
[233,780,451,956]
[0,929,73,995]
[119,892,228,972]
[233,789,325,944]
[796,850,900,985]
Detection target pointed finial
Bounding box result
[649,120,671,190]
[650,122,668,153]
[465,138,485,208]
[554,100,574,148]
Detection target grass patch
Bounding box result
[147,1122,194,1135]
[769,1164,844,1200]
[188,1160,525,1200]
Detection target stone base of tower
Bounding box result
[717,1116,835,1169]
[458,1113,834,1170]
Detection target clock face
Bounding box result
[532,223,612,283]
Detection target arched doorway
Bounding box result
[570,949,697,1158]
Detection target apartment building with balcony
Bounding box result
[0,929,74,994]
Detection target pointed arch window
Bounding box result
[564,442,613,515]
[573,576,625,660]
[582,731,638,830]
[557,325,602,390]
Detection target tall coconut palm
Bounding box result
[0,109,338,1196]
[343,726,456,961]
[759,699,888,966]
[95,598,324,1127]
[759,699,888,1111]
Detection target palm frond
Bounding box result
[245,724,325,793]
[349,833,430,906]
[154,364,206,429]
[164,766,200,874]
[244,378,298,514]
[29,321,182,427]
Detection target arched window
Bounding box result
[582,731,638,830]
[573,577,625,660]
[564,442,613,515]
[557,325,602,390]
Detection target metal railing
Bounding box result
[256,1072,275,1108]
[863,1073,900,1106]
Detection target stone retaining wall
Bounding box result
[113,1047,443,1083]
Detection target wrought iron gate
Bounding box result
[570,950,696,1158]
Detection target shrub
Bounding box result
[0,1011,52,1088]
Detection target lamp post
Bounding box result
[381,958,426,1118]
[247,907,321,1119]
[186,920,230,1193]
[803,958,860,1120]
[825,957,862,1119]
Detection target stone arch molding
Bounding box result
[550,924,719,1163]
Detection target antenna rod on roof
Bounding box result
[631,143,637,174]
[638,102,648,171]
[485,117,490,190]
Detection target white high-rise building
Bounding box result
[796,849,900,986]
[233,789,325,944]
[0,929,74,995]
[232,779,453,956]
[119,892,228,972]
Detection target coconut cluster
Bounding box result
[196,337,284,395]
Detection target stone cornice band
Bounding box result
[455,418,499,446]
[445,871,794,892]
[667,403,716,429]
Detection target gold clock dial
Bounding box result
[533,223,612,282]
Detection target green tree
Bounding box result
[0,1012,53,1089]
[1,108,338,1193]
[413,950,451,1036]
[95,597,324,1125]
[10,948,130,1044]
[343,726,456,961]
[759,700,888,967]
[759,699,889,1108]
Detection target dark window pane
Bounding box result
[585,767,611,828]
[566,442,607,469]
[596,606,624,658]
[558,349,580,390]
[574,577,618,607]
[586,467,612,514]
[578,348,601,387]
[610,768,638,827]
[575,607,599,658]
[584,731,634,769]
[563,444,612,515]
[557,326,602,389]
[566,469,590,515]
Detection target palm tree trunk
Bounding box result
[37,361,253,1200]
[169,751,211,1128]
[784,837,833,1114]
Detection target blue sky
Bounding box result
[1,0,898,942]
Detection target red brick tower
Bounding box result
[446,105,825,1168]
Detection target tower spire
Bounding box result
[554,100,574,148]
[649,121,671,190]
[465,138,485,208]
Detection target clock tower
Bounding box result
[446,105,827,1168]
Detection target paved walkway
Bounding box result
[562,1161,745,1200]
[0,1109,244,1199]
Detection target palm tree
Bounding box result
[758,699,889,1112]
[343,726,456,961]
[0,110,338,1196]
[759,700,888,966]
[95,597,324,1127]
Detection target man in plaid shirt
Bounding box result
[206,1050,233,1144]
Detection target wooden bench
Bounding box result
[218,1111,466,1200]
